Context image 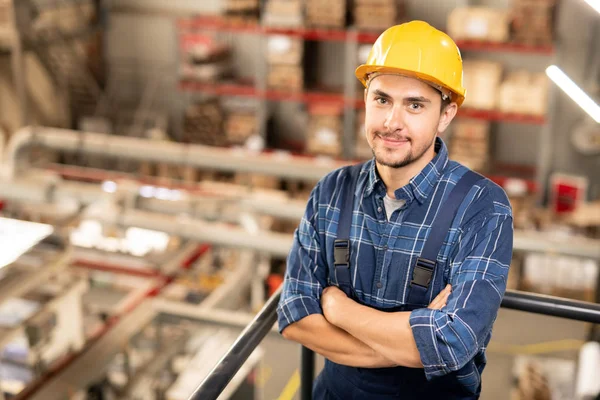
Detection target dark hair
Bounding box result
[440,95,451,113]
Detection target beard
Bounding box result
[371,131,436,169]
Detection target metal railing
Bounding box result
[187,288,600,400]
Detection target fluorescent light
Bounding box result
[0,218,53,269]
[101,180,117,193]
[583,0,600,14]
[546,65,600,123]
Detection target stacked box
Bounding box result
[522,253,598,303]
[511,0,556,45]
[223,0,260,23]
[354,110,372,160]
[267,35,304,65]
[462,61,503,110]
[306,105,343,157]
[0,0,11,41]
[183,100,225,146]
[225,112,257,145]
[306,0,346,29]
[497,71,548,116]
[262,0,304,27]
[267,64,304,91]
[447,7,511,43]
[354,0,405,31]
[449,119,490,172]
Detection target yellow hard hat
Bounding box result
[355,21,466,107]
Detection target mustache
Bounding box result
[374,131,411,141]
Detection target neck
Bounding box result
[376,143,436,199]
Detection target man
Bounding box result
[277,21,513,399]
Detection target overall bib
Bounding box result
[313,164,483,400]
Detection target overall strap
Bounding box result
[334,163,363,297]
[406,170,484,306]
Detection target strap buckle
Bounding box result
[411,258,435,288]
[334,239,350,267]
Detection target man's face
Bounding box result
[364,74,453,169]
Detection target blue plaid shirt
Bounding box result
[277,137,513,393]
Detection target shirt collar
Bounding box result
[363,137,449,204]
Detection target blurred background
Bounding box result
[0,0,599,399]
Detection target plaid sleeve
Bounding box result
[277,184,328,334]
[409,211,513,380]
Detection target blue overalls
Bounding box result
[313,164,483,400]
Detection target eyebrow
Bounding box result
[371,90,431,103]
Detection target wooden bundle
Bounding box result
[448,119,490,172]
[511,0,556,45]
[354,0,405,31]
[183,100,225,146]
[306,0,346,28]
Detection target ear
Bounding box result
[364,87,368,102]
[438,103,458,134]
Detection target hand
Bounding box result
[428,284,451,310]
[321,286,350,325]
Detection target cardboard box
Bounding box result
[462,61,503,110]
[225,112,257,145]
[267,64,303,91]
[497,71,548,116]
[511,356,576,400]
[306,114,343,157]
[267,35,303,65]
[449,119,490,172]
[262,0,304,27]
[354,4,398,31]
[447,7,511,43]
[306,0,346,28]
[355,110,372,160]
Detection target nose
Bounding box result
[383,105,405,132]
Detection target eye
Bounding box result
[374,96,388,105]
[409,102,424,110]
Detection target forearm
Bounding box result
[282,314,397,368]
[332,301,423,368]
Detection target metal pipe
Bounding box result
[301,346,315,400]
[87,208,293,258]
[187,286,282,400]
[0,177,306,221]
[3,126,347,180]
[501,289,600,323]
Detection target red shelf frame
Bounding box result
[177,16,556,55]
[458,108,546,125]
[179,80,347,106]
[263,26,349,42]
[455,39,554,55]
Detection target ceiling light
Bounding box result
[583,0,600,14]
[546,65,600,123]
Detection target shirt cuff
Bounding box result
[277,294,322,333]
[409,308,454,380]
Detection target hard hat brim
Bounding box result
[355,64,466,107]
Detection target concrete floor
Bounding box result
[256,308,591,400]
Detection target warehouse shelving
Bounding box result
[177,16,556,52]
[15,248,264,400]
[174,11,561,199]
[179,80,549,125]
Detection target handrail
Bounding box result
[187,286,282,400]
[188,288,600,400]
